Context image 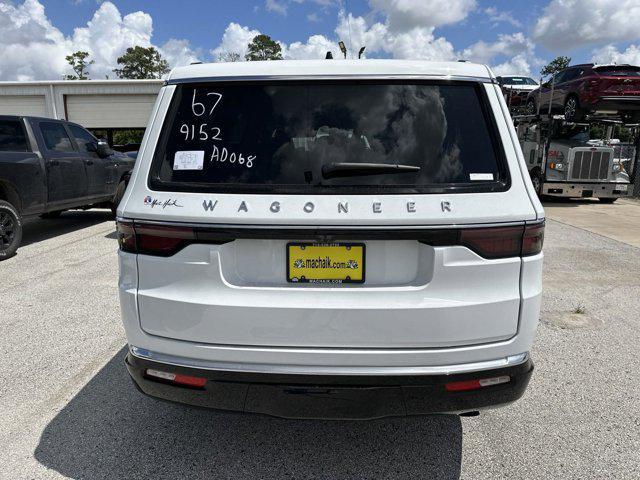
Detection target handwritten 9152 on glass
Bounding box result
[173,89,256,172]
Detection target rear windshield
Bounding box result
[502,77,537,85]
[594,66,640,76]
[150,81,508,194]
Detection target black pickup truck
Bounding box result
[0,115,134,260]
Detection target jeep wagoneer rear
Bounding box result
[117,60,544,419]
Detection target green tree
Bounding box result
[114,130,145,145]
[218,51,241,62]
[65,51,93,80]
[541,56,571,77]
[113,46,170,79]
[245,34,283,61]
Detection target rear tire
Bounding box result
[529,169,543,196]
[0,200,22,261]
[39,210,63,219]
[598,197,617,203]
[111,179,127,216]
[526,98,537,115]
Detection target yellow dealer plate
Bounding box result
[287,243,365,284]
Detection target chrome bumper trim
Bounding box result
[129,346,529,376]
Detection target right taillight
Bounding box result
[460,226,524,259]
[521,222,545,256]
[460,222,544,259]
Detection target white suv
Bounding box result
[117,60,544,419]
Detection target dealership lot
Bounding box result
[0,202,639,479]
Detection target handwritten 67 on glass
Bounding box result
[173,89,256,171]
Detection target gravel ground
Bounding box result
[0,208,639,479]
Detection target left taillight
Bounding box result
[117,220,195,256]
[117,220,136,253]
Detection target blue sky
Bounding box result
[2,0,640,80]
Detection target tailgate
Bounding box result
[136,236,523,348]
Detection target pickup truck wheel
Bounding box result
[40,210,63,219]
[111,179,127,216]
[0,200,22,260]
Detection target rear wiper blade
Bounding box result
[321,162,421,179]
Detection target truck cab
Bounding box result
[515,115,636,201]
[0,115,135,259]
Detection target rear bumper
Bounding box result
[542,182,633,198]
[125,350,534,419]
[591,96,640,112]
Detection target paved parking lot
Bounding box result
[1,203,639,479]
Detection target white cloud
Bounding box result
[0,0,196,80]
[461,32,540,76]
[160,39,200,69]
[285,34,337,59]
[306,12,320,22]
[533,0,640,50]
[265,0,288,16]
[70,2,154,78]
[210,9,458,62]
[492,54,535,76]
[368,0,476,31]
[333,11,455,60]
[591,44,640,65]
[0,0,69,80]
[333,12,388,55]
[484,6,521,28]
[209,22,262,61]
[462,33,532,65]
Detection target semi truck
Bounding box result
[513,114,637,202]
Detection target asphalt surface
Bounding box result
[1,204,639,479]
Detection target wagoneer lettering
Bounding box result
[117,59,544,419]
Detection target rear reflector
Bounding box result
[445,375,510,392]
[146,369,207,388]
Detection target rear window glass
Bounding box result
[502,77,537,85]
[150,81,508,194]
[0,120,29,152]
[594,67,640,76]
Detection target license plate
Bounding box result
[618,184,628,192]
[287,243,365,284]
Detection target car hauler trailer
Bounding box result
[513,114,638,202]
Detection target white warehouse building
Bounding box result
[0,79,163,142]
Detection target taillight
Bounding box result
[116,220,195,256]
[116,220,136,252]
[460,226,524,259]
[522,222,545,256]
[460,222,544,259]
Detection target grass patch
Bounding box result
[573,304,586,315]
